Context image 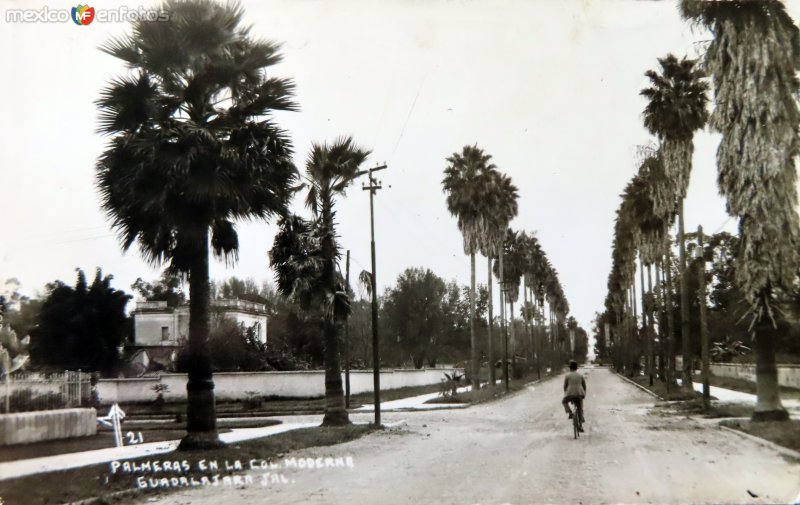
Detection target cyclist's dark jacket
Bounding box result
[563,371,586,397]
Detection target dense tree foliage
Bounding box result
[28,269,131,374]
[383,268,447,368]
[131,271,186,308]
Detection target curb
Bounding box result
[352,404,469,413]
[718,424,800,462]
[67,488,139,505]
[615,372,664,401]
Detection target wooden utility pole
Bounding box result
[359,163,387,426]
[487,257,495,387]
[344,250,351,409]
[697,225,710,410]
[500,250,509,391]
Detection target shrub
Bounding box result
[151,383,169,407]
[439,371,464,397]
[244,391,262,410]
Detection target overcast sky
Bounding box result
[2,0,800,336]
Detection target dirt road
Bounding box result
[128,367,800,505]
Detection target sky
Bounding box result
[1,0,800,338]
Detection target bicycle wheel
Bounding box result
[572,403,580,439]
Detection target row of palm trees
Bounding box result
[442,146,572,388]
[603,0,800,422]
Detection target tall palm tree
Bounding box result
[493,229,527,375]
[635,148,679,385]
[304,137,369,425]
[609,190,640,375]
[479,171,519,386]
[523,234,548,377]
[681,0,800,421]
[96,0,297,449]
[641,54,709,390]
[443,145,496,389]
[625,155,671,384]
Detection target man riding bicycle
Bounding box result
[562,360,586,431]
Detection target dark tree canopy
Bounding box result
[29,269,131,374]
[131,271,186,308]
[384,268,447,369]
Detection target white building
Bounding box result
[132,299,268,346]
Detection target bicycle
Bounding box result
[568,399,584,439]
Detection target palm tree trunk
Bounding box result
[654,259,663,381]
[627,288,635,376]
[640,257,650,384]
[487,256,495,387]
[180,227,222,450]
[509,297,516,378]
[321,199,349,426]
[752,293,789,422]
[524,280,532,370]
[647,264,655,386]
[665,247,676,390]
[678,202,693,391]
[322,317,349,425]
[470,252,479,390]
[500,250,508,390]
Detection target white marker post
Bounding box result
[98,403,126,447]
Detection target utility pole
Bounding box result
[344,250,351,409]
[696,225,710,410]
[359,163,387,426]
[499,251,509,391]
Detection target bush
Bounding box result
[151,383,169,409]
[244,391,263,410]
[438,371,464,397]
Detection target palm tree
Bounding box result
[608,189,641,376]
[442,145,497,389]
[493,229,527,376]
[641,54,709,391]
[479,170,519,386]
[624,154,673,384]
[634,148,679,386]
[523,234,548,377]
[96,0,297,448]
[681,0,800,421]
[303,137,370,425]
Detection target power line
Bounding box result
[390,75,426,160]
[712,216,734,235]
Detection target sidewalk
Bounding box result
[0,421,319,481]
[353,384,473,412]
[681,380,800,418]
[0,383,462,481]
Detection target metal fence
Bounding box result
[1,371,91,413]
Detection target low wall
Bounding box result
[710,362,800,389]
[97,368,464,404]
[0,408,96,446]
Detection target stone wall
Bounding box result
[97,368,464,404]
[0,408,96,446]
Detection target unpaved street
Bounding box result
[129,367,800,505]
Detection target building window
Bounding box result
[161,326,170,341]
